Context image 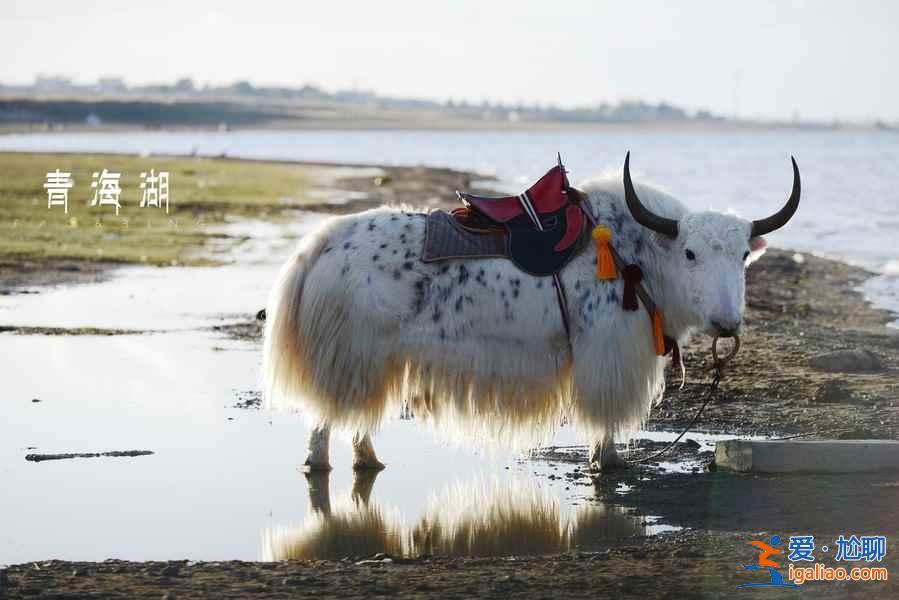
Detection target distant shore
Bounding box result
[0,96,891,135]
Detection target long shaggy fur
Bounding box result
[263,173,758,449]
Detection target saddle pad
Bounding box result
[421,210,508,262]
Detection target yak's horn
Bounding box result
[750,156,801,237]
[623,152,678,238]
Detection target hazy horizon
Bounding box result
[3,0,897,122]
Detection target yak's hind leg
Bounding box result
[302,423,332,472]
[352,432,385,471]
[589,434,627,473]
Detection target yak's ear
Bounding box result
[747,236,767,263]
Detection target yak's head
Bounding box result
[623,152,800,338]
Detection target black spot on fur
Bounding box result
[454,296,464,313]
[437,284,453,303]
[372,254,379,262]
[343,242,351,250]
[413,277,431,314]
[323,246,332,253]
[403,261,414,270]
[634,238,644,255]
[457,265,470,285]
[367,221,376,231]
[606,289,619,304]
[380,243,388,249]
[432,308,443,322]
[536,281,543,289]
[503,300,515,322]
[393,270,402,280]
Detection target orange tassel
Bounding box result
[591,225,617,280]
[652,308,665,356]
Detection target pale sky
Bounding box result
[3,0,897,121]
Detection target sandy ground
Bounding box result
[2,163,898,598]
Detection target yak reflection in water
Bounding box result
[263,472,646,560]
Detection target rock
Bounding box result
[812,380,855,404]
[256,308,266,321]
[161,592,177,600]
[161,564,180,577]
[809,349,883,373]
[31,398,41,403]
[0,568,8,593]
[715,439,899,473]
[684,438,701,450]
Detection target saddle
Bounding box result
[446,156,588,276]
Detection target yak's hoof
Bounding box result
[352,458,386,471]
[588,457,628,475]
[300,460,332,473]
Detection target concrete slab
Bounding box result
[715,440,899,473]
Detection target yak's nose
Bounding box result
[712,320,741,338]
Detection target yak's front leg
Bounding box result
[302,423,332,472]
[352,432,385,471]
[589,434,627,473]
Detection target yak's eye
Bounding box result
[743,251,750,261]
[685,249,696,261]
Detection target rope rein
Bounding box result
[630,334,740,464]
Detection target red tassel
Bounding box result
[621,264,643,311]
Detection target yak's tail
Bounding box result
[262,215,403,432]
[261,224,332,414]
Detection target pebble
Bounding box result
[809,349,883,373]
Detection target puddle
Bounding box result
[1,210,723,565]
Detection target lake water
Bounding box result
[1,128,897,320]
[1,128,896,564]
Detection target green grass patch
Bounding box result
[0,152,321,265]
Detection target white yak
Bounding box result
[263,155,799,471]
